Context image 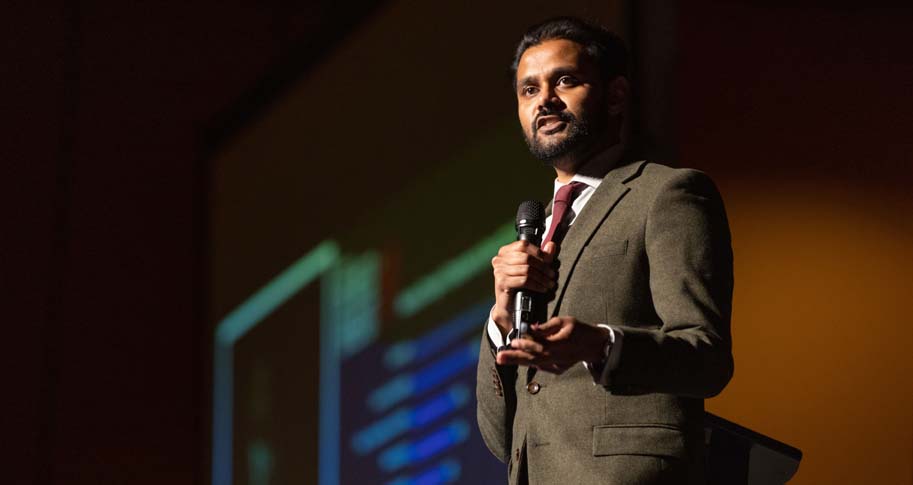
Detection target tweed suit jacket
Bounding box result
[476,160,734,485]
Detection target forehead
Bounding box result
[516,39,591,80]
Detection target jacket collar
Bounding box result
[546,158,649,317]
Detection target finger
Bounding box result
[496,251,555,281]
[541,241,560,262]
[492,254,558,278]
[496,349,539,366]
[498,240,542,258]
[517,241,546,258]
[497,266,556,291]
[500,275,550,294]
[496,242,519,256]
[535,317,564,332]
[510,337,545,355]
[530,325,560,340]
[494,251,555,285]
[544,323,574,342]
[496,266,556,291]
[500,252,556,277]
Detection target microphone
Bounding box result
[513,200,546,339]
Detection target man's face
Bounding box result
[515,39,608,165]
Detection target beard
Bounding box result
[524,108,607,166]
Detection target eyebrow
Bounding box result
[516,66,580,89]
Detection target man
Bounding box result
[476,17,734,484]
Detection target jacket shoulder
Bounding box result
[625,161,723,200]
[631,161,712,184]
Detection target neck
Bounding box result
[554,136,622,183]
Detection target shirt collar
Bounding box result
[551,143,624,194]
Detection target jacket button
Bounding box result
[527,382,540,394]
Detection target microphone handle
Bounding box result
[513,214,544,340]
[514,235,546,338]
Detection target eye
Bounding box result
[557,76,579,87]
[521,85,539,97]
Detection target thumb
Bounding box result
[542,241,560,261]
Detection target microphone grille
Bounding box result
[516,200,544,224]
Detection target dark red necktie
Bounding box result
[543,181,586,245]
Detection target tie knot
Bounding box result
[555,181,586,204]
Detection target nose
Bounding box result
[536,85,563,114]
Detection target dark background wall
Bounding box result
[676,3,913,484]
[4,1,911,484]
[3,2,378,483]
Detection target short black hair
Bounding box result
[509,16,628,89]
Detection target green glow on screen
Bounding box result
[216,240,341,345]
[393,220,514,318]
[213,240,340,485]
[320,252,381,485]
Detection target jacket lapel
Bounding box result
[547,160,648,317]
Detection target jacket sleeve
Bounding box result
[610,169,735,398]
[476,328,517,463]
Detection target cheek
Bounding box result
[518,108,535,134]
[567,89,602,116]
[569,96,591,115]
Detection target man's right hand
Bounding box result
[490,240,559,338]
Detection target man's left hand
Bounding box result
[496,316,610,374]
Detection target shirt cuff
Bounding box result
[583,324,624,386]
[487,317,506,350]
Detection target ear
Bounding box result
[606,76,629,117]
